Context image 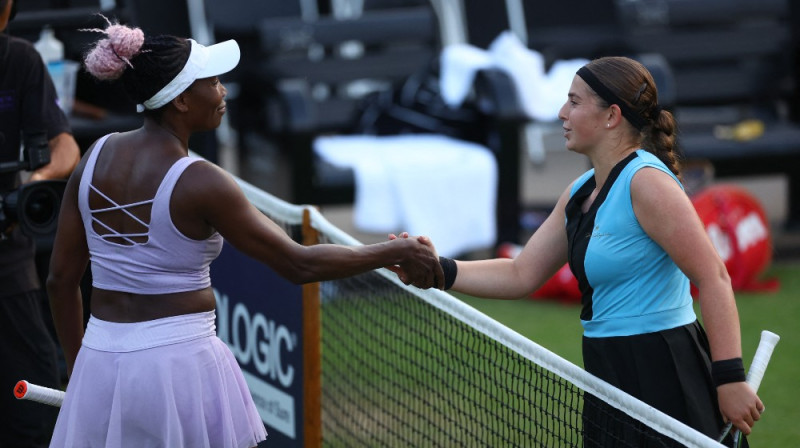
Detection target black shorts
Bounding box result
[582,321,743,447]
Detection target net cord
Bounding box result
[223,165,725,448]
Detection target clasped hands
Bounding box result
[385,232,444,290]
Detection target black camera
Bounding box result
[1,132,67,250]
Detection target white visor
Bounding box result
[138,39,240,112]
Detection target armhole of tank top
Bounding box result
[626,158,681,224]
[79,133,115,212]
[159,157,204,241]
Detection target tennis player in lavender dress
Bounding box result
[46,18,442,448]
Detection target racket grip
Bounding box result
[718,330,780,443]
[14,380,65,407]
[745,330,780,392]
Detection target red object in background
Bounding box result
[497,183,779,303]
[496,243,581,303]
[532,263,581,303]
[690,184,779,293]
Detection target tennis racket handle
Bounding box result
[717,330,779,443]
[746,330,780,392]
[14,380,65,407]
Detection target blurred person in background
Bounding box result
[0,0,80,446]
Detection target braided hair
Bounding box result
[583,56,681,178]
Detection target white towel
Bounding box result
[440,31,588,122]
[439,44,494,108]
[314,134,497,257]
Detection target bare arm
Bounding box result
[46,150,89,376]
[30,132,80,181]
[631,167,763,434]
[179,161,443,286]
[447,184,572,299]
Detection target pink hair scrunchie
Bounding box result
[83,17,145,80]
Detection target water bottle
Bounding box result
[33,27,78,114]
[34,27,64,63]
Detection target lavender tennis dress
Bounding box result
[49,134,267,447]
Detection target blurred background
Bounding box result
[7,3,800,445]
[8,0,800,261]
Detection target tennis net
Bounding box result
[236,175,725,448]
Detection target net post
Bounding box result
[302,207,322,448]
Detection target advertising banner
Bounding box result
[211,242,304,447]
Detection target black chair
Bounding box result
[244,4,529,245]
[618,0,800,227]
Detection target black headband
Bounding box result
[577,66,648,131]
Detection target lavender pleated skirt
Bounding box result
[50,311,267,448]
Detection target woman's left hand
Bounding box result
[717,381,764,435]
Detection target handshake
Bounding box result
[385,232,450,290]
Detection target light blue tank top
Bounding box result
[78,133,223,294]
[566,150,696,337]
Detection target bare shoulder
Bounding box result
[631,166,682,194]
[180,159,239,193]
[175,159,249,211]
[631,166,697,238]
[64,137,103,191]
[630,166,688,208]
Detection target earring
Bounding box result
[606,123,610,128]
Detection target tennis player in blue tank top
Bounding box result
[395,56,765,447]
[567,150,697,338]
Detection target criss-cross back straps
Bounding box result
[88,184,154,245]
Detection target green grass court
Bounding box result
[455,262,800,447]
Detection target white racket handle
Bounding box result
[718,330,781,443]
[14,380,64,407]
[746,330,780,392]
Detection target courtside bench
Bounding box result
[618,0,800,227]
[220,6,530,245]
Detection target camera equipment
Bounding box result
[1,131,66,249]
